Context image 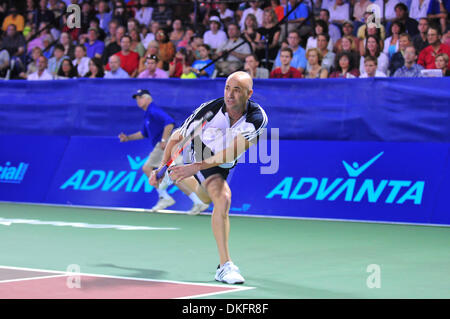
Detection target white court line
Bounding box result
[0,265,255,295]
[0,274,67,284]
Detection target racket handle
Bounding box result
[156,165,168,180]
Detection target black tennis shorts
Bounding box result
[194,166,231,184]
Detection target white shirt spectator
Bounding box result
[374,0,400,21]
[28,69,53,80]
[219,8,234,21]
[328,23,342,44]
[409,0,431,21]
[329,1,350,22]
[360,70,387,77]
[383,36,399,55]
[360,52,389,74]
[141,33,155,49]
[203,29,228,50]
[135,7,153,26]
[306,36,334,51]
[321,0,335,9]
[72,57,90,77]
[239,7,264,31]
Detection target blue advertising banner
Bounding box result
[228,140,449,224]
[45,136,193,211]
[0,135,69,202]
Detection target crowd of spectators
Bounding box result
[0,0,449,80]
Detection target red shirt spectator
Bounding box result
[417,26,450,69]
[270,66,302,78]
[269,47,303,79]
[105,35,139,77]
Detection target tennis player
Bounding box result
[149,71,268,284]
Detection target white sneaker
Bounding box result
[188,202,209,215]
[151,196,175,211]
[215,261,245,284]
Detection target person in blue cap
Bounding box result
[118,89,209,214]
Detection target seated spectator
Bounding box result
[18,47,42,79]
[413,18,430,54]
[59,31,75,60]
[334,21,360,54]
[374,0,400,22]
[129,28,146,58]
[306,20,334,52]
[357,12,386,41]
[107,35,140,77]
[104,19,119,47]
[316,33,336,72]
[2,5,25,32]
[48,44,69,75]
[359,23,385,56]
[169,47,194,78]
[270,47,303,78]
[73,45,90,77]
[102,26,125,65]
[189,34,204,60]
[104,55,130,79]
[418,25,450,69]
[360,35,389,75]
[393,2,419,37]
[360,56,387,77]
[152,0,173,27]
[140,23,155,50]
[410,0,432,21]
[239,0,264,31]
[335,35,361,69]
[244,54,270,79]
[271,0,285,22]
[389,33,412,75]
[84,57,105,78]
[435,53,450,76]
[284,0,310,41]
[243,14,262,53]
[169,19,185,48]
[427,0,449,35]
[383,21,406,58]
[176,26,195,50]
[1,24,26,58]
[138,54,169,79]
[138,40,163,74]
[135,0,153,27]
[96,0,113,33]
[304,48,329,78]
[191,44,216,78]
[274,30,307,73]
[0,49,10,78]
[215,23,252,77]
[56,58,79,79]
[28,56,54,80]
[83,27,105,59]
[329,51,360,78]
[353,0,371,22]
[255,8,281,64]
[88,18,107,42]
[156,28,176,70]
[112,0,129,27]
[393,45,424,77]
[33,0,56,27]
[329,0,350,26]
[319,9,342,45]
[218,2,235,24]
[203,16,228,52]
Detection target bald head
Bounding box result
[109,55,121,72]
[224,71,254,111]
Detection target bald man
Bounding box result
[150,72,268,284]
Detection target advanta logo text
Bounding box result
[60,155,154,192]
[266,152,425,205]
[0,162,29,184]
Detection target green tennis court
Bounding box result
[0,202,448,299]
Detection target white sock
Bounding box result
[189,192,204,205]
[157,188,170,199]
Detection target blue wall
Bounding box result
[1,79,449,225]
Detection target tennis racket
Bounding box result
[156,111,214,180]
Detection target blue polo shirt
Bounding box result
[141,102,175,148]
[84,40,105,59]
[285,2,309,20]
